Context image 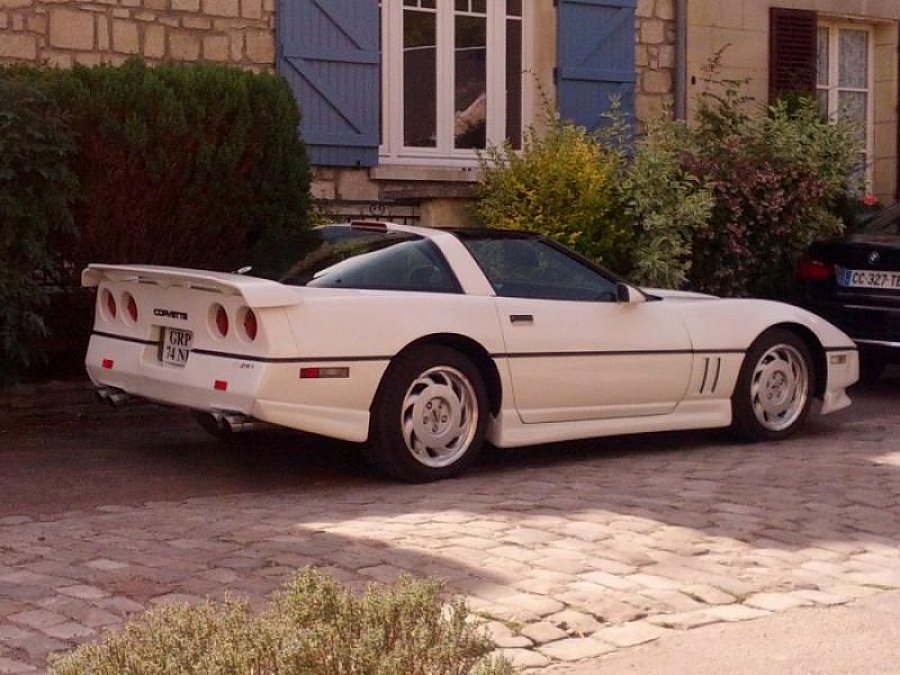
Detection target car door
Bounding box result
[462,235,693,424]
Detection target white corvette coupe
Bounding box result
[84,221,859,481]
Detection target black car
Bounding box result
[796,202,900,382]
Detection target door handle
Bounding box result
[509,314,534,325]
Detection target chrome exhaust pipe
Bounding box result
[211,411,260,433]
[94,386,136,409]
[95,386,125,406]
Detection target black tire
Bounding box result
[731,328,816,442]
[366,346,489,482]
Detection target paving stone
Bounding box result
[520,621,568,645]
[646,610,723,630]
[57,585,108,601]
[496,647,551,669]
[40,621,95,640]
[680,583,736,605]
[493,592,564,619]
[594,621,668,647]
[537,637,616,661]
[704,604,772,622]
[546,609,605,636]
[84,559,130,571]
[580,571,640,591]
[626,573,683,591]
[7,610,67,630]
[0,657,36,674]
[791,589,850,606]
[744,592,813,612]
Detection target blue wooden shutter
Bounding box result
[277,0,380,167]
[556,0,636,129]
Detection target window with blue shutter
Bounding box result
[277,0,380,167]
[556,0,636,130]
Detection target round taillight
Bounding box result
[215,305,229,337]
[104,290,117,319]
[243,308,258,341]
[125,293,138,322]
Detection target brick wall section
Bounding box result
[0,0,275,69]
[636,0,676,121]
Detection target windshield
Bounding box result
[273,226,462,293]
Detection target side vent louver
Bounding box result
[699,357,722,395]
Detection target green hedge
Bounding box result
[0,77,78,383]
[0,59,313,381]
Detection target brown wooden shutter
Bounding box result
[769,7,817,101]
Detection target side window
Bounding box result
[464,238,618,301]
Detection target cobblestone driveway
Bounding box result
[0,388,898,673]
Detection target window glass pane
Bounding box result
[404,8,437,147]
[507,0,522,17]
[463,238,618,302]
[281,228,461,294]
[838,90,867,144]
[816,89,828,117]
[454,12,487,149]
[839,29,868,89]
[816,27,829,86]
[506,16,522,149]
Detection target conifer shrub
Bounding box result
[0,59,313,381]
[48,57,312,279]
[49,569,516,675]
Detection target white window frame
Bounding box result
[380,0,533,167]
[816,20,875,188]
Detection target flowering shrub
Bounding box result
[685,80,860,297]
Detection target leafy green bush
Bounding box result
[622,117,714,289]
[49,569,515,675]
[473,114,631,272]
[0,77,78,383]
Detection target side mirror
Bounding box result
[616,282,647,304]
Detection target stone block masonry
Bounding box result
[0,0,275,69]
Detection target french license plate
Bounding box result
[837,267,900,290]
[160,328,193,367]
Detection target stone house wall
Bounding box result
[0,0,274,69]
[636,0,676,122]
[0,1,677,226]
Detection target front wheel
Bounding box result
[731,329,815,442]
[366,346,488,482]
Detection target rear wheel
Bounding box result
[732,328,815,442]
[367,346,488,482]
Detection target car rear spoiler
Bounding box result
[82,264,302,309]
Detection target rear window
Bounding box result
[275,226,462,294]
[853,203,900,236]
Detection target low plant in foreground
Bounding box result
[48,569,516,675]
